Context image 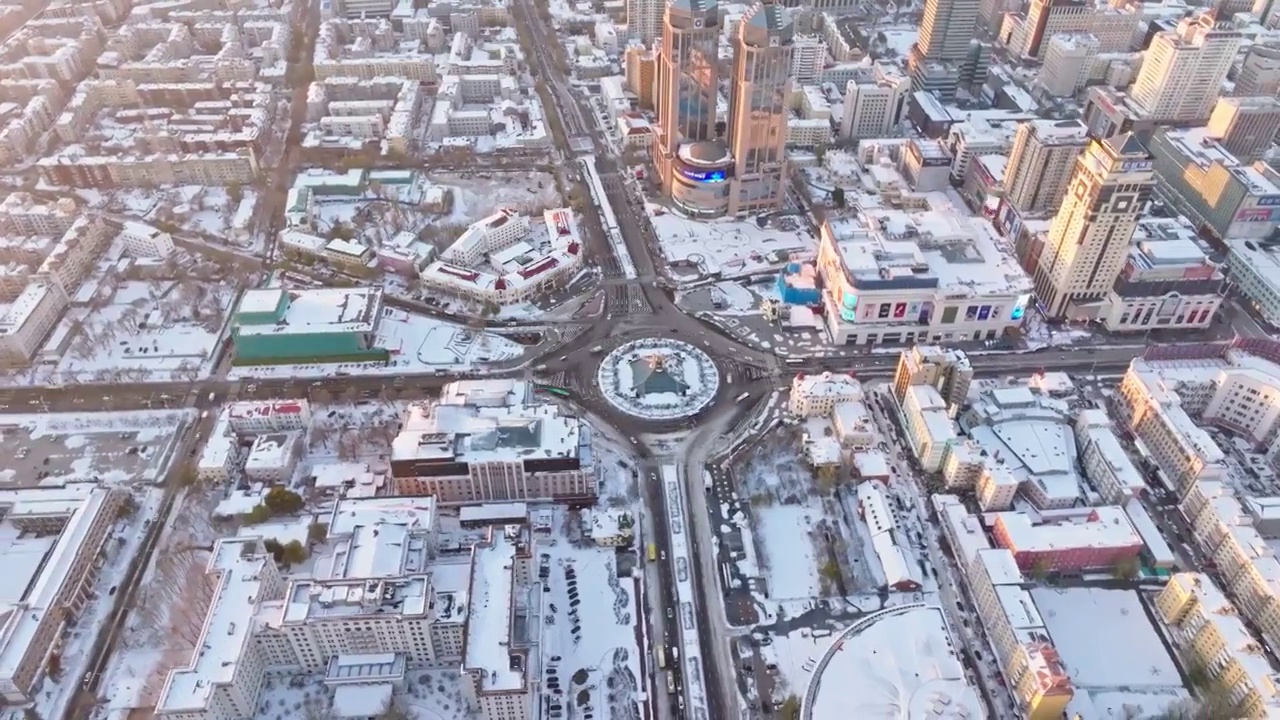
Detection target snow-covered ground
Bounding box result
[754,505,825,599]
[60,185,266,253]
[648,210,816,279]
[1030,587,1183,692]
[597,339,720,420]
[0,409,191,487]
[229,309,525,379]
[34,281,235,385]
[425,171,561,227]
[538,522,644,720]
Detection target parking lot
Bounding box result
[0,411,185,487]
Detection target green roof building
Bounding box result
[231,286,389,364]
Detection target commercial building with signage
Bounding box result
[1100,218,1225,333]
[815,209,1034,346]
[1149,126,1280,242]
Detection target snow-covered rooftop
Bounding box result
[994,508,1142,553]
[464,527,523,693]
[391,399,583,465]
[822,205,1032,299]
[234,286,383,337]
[803,603,985,719]
[155,538,270,714]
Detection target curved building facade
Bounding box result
[670,141,734,216]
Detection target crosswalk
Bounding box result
[607,284,652,315]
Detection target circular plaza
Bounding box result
[596,338,720,421]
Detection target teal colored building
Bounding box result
[231,286,389,364]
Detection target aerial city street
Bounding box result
[1,0,1280,718]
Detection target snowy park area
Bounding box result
[307,169,562,253]
[34,280,235,385]
[648,209,816,279]
[733,438,881,602]
[597,338,720,420]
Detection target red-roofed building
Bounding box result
[227,399,313,434]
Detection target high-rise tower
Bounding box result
[627,0,664,44]
[726,2,792,215]
[908,0,980,98]
[1034,134,1155,319]
[1003,119,1089,215]
[656,0,719,156]
[654,0,729,216]
[1130,13,1241,123]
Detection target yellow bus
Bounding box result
[656,645,666,669]
[647,543,657,562]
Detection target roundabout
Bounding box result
[595,338,720,421]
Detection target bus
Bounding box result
[656,645,666,669]
[647,543,657,562]
[535,384,572,398]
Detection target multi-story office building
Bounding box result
[654,0,724,215]
[391,380,596,504]
[1033,133,1154,319]
[1074,409,1147,503]
[726,2,792,215]
[0,282,67,365]
[1149,127,1280,242]
[839,64,910,141]
[908,0,980,98]
[1235,44,1280,97]
[627,0,663,43]
[1002,119,1089,216]
[1129,14,1241,124]
[998,0,1136,60]
[226,400,312,435]
[1157,573,1280,718]
[1009,643,1075,720]
[1037,33,1098,98]
[1230,237,1280,326]
[901,385,958,472]
[789,34,827,84]
[815,211,1033,346]
[0,485,125,704]
[1206,96,1280,163]
[1100,219,1225,332]
[891,345,972,414]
